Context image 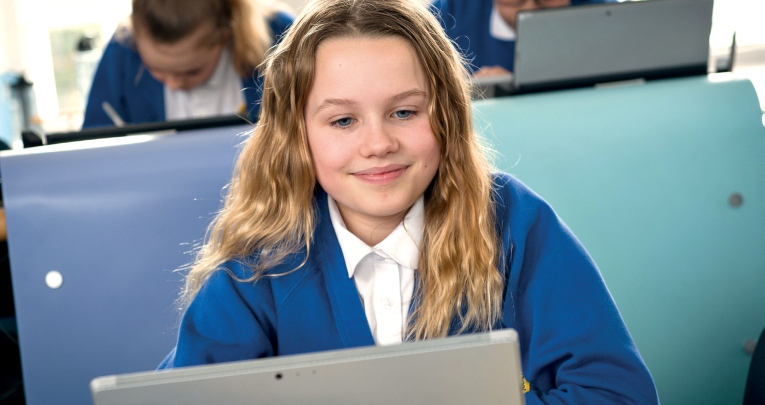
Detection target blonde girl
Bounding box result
[83,0,292,128]
[160,0,659,403]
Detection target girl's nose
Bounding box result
[359,121,399,158]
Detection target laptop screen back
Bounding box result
[513,0,714,92]
[91,330,525,405]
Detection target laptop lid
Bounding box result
[91,329,525,405]
[513,0,714,93]
[23,114,250,148]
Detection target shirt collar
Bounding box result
[328,195,424,278]
[490,6,517,41]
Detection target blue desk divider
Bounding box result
[474,75,765,405]
[1,75,763,405]
[1,126,250,405]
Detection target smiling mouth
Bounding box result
[352,165,408,183]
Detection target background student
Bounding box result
[433,0,612,77]
[82,0,292,128]
[159,0,659,403]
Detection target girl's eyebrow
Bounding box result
[390,89,427,102]
[313,98,356,116]
[312,88,428,116]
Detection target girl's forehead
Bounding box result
[315,33,409,49]
[309,36,428,97]
[311,35,427,78]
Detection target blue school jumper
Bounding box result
[81,12,293,128]
[160,173,659,404]
[432,0,610,73]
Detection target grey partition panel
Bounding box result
[0,125,250,405]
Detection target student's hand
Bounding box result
[474,65,512,78]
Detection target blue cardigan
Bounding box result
[432,0,610,73]
[82,12,293,128]
[160,173,659,404]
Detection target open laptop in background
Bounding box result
[470,0,714,98]
[507,0,714,94]
[22,114,251,148]
[91,329,525,405]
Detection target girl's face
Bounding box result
[135,22,223,91]
[305,36,441,241]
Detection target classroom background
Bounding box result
[0,0,763,139]
[0,0,764,404]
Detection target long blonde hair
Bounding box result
[184,0,504,340]
[130,0,277,77]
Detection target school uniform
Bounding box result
[81,12,292,128]
[160,173,659,404]
[432,0,611,73]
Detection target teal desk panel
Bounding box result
[474,75,765,405]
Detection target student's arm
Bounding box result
[158,262,277,368]
[268,10,294,42]
[496,174,660,404]
[82,40,131,129]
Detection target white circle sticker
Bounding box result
[45,271,63,289]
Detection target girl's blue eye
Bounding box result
[394,110,413,119]
[334,117,353,128]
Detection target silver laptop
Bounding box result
[512,0,714,93]
[91,329,525,405]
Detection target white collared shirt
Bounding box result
[164,47,244,121]
[328,196,423,346]
[490,6,517,41]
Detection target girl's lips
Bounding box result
[353,164,408,175]
[352,165,408,183]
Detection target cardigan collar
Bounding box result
[314,189,377,348]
